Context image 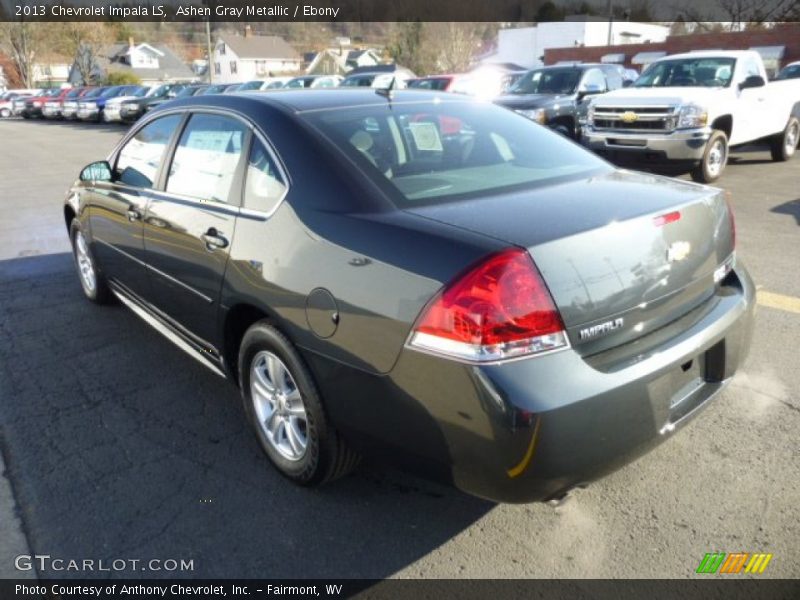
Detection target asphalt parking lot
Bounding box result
[0,118,798,579]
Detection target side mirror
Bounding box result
[80,160,112,183]
[577,83,604,99]
[739,75,765,90]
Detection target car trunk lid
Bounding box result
[405,169,734,355]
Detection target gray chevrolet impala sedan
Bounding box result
[64,89,754,502]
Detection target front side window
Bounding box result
[166,113,248,204]
[115,114,182,189]
[303,101,608,206]
[243,138,287,213]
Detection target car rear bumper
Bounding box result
[104,106,122,121]
[42,105,62,118]
[310,264,755,503]
[584,127,711,161]
[77,106,100,120]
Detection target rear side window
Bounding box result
[166,113,248,204]
[243,138,287,213]
[115,114,182,189]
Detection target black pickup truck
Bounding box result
[495,63,627,139]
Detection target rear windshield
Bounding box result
[302,100,608,206]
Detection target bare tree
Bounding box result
[678,0,797,31]
[0,22,47,88]
[427,23,484,73]
[54,22,114,85]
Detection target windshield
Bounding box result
[408,78,452,91]
[635,57,736,88]
[130,87,150,97]
[776,64,800,80]
[508,68,582,95]
[239,81,263,91]
[82,88,103,99]
[303,100,608,206]
[343,75,375,87]
[175,86,198,98]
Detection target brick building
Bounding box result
[544,24,800,77]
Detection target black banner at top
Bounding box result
[2,0,800,22]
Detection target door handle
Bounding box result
[201,228,229,250]
[126,208,141,222]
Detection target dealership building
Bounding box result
[544,23,800,77]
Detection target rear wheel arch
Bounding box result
[222,303,277,385]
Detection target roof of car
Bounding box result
[662,50,758,61]
[166,88,475,115]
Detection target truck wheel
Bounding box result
[770,117,799,162]
[691,130,728,183]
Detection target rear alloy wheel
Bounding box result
[691,130,728,183]
[0,108,10,118]
[770,117,799,162]
[69,220,113,304]
[240,321,359,486]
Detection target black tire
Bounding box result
[21,113,30,120]
[690,130,728,183]
[770,117,799,162]
[69,220,113,304]
[239,320,359,486]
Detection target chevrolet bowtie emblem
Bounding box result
[620,111,639,123]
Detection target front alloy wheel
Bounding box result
[69,220,112,304]
[691,130,728,183]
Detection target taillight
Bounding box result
[408,248,568,362]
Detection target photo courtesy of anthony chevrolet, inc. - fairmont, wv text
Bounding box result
[0,0,798,598]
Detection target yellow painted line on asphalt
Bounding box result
[757,290,800,315]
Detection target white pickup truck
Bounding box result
[584,50,800,182]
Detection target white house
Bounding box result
[305,48,382,75]
[482,20,670,69]
[213,33,302,83]
[68,39,195,85]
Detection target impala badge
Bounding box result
[667,241,691,263]
[579,318,624,341]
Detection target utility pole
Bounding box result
[204,0,214,83]
[606,0,614,45]
[206,18,214,84]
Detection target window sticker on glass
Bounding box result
[185,131,236,153]
[408,122,443,152]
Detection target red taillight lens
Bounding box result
[409,248,568,362]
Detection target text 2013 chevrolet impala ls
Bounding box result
[64,90,754,503]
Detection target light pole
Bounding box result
[607,0,614,45]
[204,1,214,83]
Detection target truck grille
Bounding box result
[592,106,677,132]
